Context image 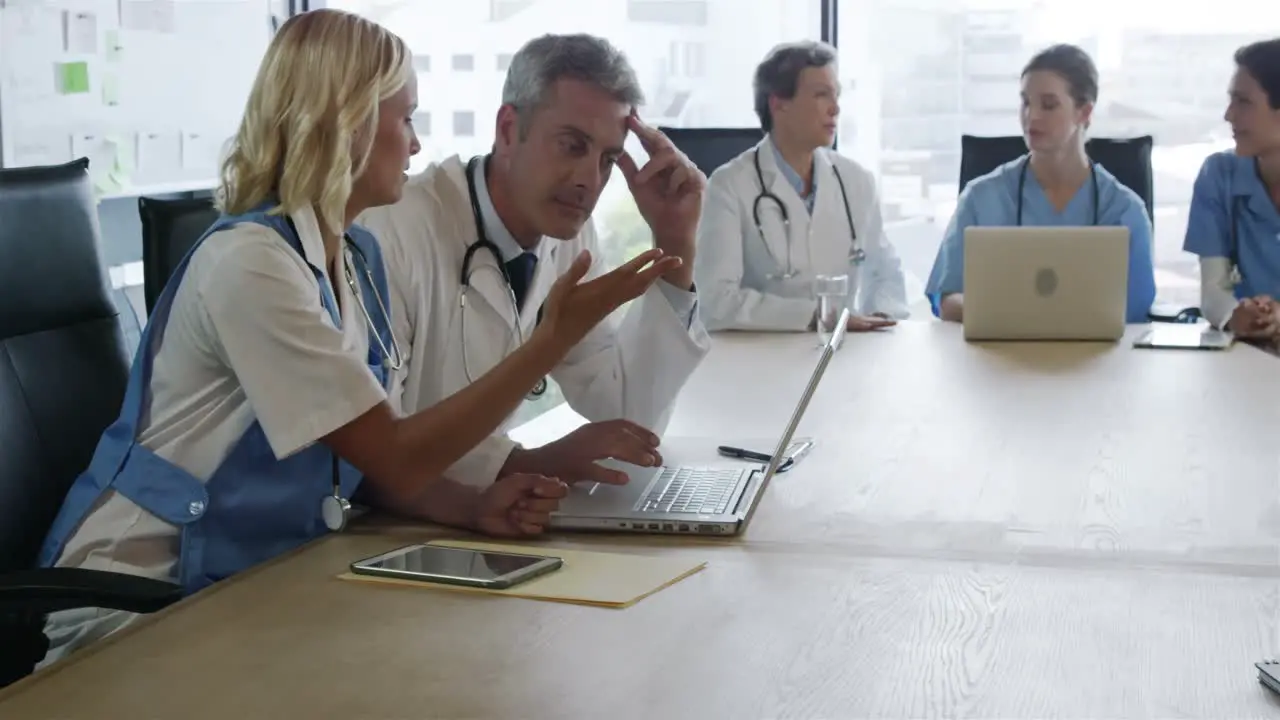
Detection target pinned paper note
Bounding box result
[72,133,112,172]
[3,5,61,100]
[55,61,90,94]
[63,10,98,54]
[136,131,181,181]
[120,0,175,33]
[10,132,73,168]
[180,131,221,172]
[102,73,120,106]
[104,29,122,61]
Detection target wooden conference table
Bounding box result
[3,321,1280,719]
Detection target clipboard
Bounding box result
[1132,325,1232,351]
[338,539,707,609]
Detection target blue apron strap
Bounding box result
[125,215,247,431]
[281,215,341,327]
[126,209,361,439]
[75,212,245,481]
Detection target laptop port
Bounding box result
[647,523,659,530]
[678,524,690,532]
[662,523,674,531]
[697,524,719,533]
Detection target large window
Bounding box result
[836,0,1280,318]
[320,0,823,424]
[312,0,1280,428]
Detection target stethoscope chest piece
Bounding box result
[530,377,548,398]
[850,247,867,265]
[321,493,350,532]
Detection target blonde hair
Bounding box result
[217,9,410,236]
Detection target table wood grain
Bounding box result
[4,321,1278,719]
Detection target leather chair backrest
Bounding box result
[659,127,765,178]
[138,195,219,315]
[958,134,1156,223]
[0,159,130,573]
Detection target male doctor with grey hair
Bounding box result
[358,33,711,491]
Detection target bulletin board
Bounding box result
[0,0,274,199]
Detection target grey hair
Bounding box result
[753,40,837,132]
[501,33,645,137]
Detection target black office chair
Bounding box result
[0,159,181,688]
[958,134,1198,323]
[138,195,220,315]
[659,127,765,177]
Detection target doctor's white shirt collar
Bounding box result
[470,156,538,262]
[766,133,817,214]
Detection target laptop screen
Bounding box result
[758,308,847,482]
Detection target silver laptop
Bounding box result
[962,226,1129,341]
[549,308,850,537]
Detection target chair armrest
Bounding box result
[0,568,182,615]
[1149,304,1202,324]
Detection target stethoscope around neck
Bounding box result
[751,147,864,281]
[1220,157,1269,291]
[458,154,548,400]
[1015,154,1099,227]
[319,233,406,533]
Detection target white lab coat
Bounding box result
[357,155,711,487]
[693,136,909,331]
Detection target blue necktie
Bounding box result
[505,252,538,310]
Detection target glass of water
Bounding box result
[813,273,849,345]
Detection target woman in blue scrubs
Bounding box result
[36,9,677,664]
[1182,38,1280,338]
[925,44,1156,323]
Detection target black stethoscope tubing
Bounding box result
[460,154,547,399]
[1015,154,1099,227]
[750,147,865,275]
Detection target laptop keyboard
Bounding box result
[637,467,743,515]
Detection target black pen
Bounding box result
[717,445,774,463]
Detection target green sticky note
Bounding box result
[102,74,119,106]
[93,171,125,196]
[105,30,122,62]
[106,134,132,175]
[56,61,90,95]
[91,137,131,198]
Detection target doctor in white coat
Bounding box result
[358,33,711,489]
[694,40,908,332]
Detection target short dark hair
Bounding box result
[752,40,837,132]
[1021,43,1098,107]
[1235,38,1280,110]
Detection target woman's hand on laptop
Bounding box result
[501,419,663,486]
[474,474,569,537]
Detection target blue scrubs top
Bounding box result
[1182,150,1280,300]
[924,156,1157,322]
